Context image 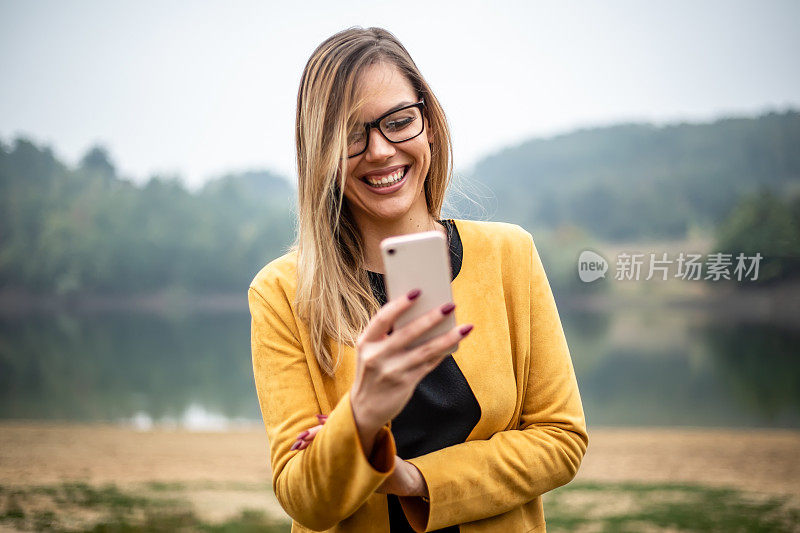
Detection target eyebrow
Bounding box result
[365,100,416,123]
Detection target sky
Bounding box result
[1,0,799,190]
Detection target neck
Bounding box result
[354,205,445,274]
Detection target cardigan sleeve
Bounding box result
[249,284,397,531]
[400,233,589,532]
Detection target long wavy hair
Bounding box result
[291,27,453,376]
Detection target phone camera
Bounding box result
[387,248,395,255]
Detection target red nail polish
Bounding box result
[291,440,301,451]
[441,302,456,315]
[298,430,309,439]
[407,289,421,300]
[316,414,327,421]
[459,324,473,336]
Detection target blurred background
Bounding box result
[1,1,799,531]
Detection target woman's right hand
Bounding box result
[349,289,474,454]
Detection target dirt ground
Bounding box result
[1,423,798,526]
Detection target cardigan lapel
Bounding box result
[450,220,519,441]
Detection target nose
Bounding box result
[363,127,396,162]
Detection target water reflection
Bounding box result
[564,309,800,428]
[1,307,798,428]
[703,322,800,425]
[0,312,260,423]
[123,404,257,431]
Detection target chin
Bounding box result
[365,203,416,222]
[348,187,426,223]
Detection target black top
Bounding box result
[366,219,481,533]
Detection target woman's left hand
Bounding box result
[374,456,428,497]
[293,415,428,498]
[290,414,327,451]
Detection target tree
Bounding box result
[715,189,800,284]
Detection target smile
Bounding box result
[361,165,409,189]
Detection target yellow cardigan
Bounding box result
[248,219,589,532]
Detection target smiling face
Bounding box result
[343,61,432,228]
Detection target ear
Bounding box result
[424,111,437,146]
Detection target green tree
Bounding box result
[715,189,800,284]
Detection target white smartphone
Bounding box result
[380,230,457,352]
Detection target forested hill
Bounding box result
[2,110,799,297]
[0,140,294,295]
[469,110,800,240]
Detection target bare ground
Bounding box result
[1,423,798,527]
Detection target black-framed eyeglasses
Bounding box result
[346,99,426,158]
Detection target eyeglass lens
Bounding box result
[347,106,423,157]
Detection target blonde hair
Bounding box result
[291,27,454,375]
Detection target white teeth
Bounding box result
[365,167,407,188]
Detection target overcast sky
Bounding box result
[1,0,798,189]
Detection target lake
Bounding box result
[1,304,798,429]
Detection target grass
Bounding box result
[86,508,289,533]
[0,482,290,532]
[1,480,798,532]
[544,481,800,532]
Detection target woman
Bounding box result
[248,27,588,533]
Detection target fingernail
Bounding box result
[316,414,327,421]
[459,324,474,336]
[298,430,309,439]
[407,289,421,300]
[291,440,301,451]
[441,302,456,315]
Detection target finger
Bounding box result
[296,439,310,451]
[315,414,328,423]
[302,424,324,441]
[383,301,457,354]
[359,289,421,343]
[405,323,474,372]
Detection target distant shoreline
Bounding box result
[2,281,800,328]
[0,287,249,316]
[560,279,800,329]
